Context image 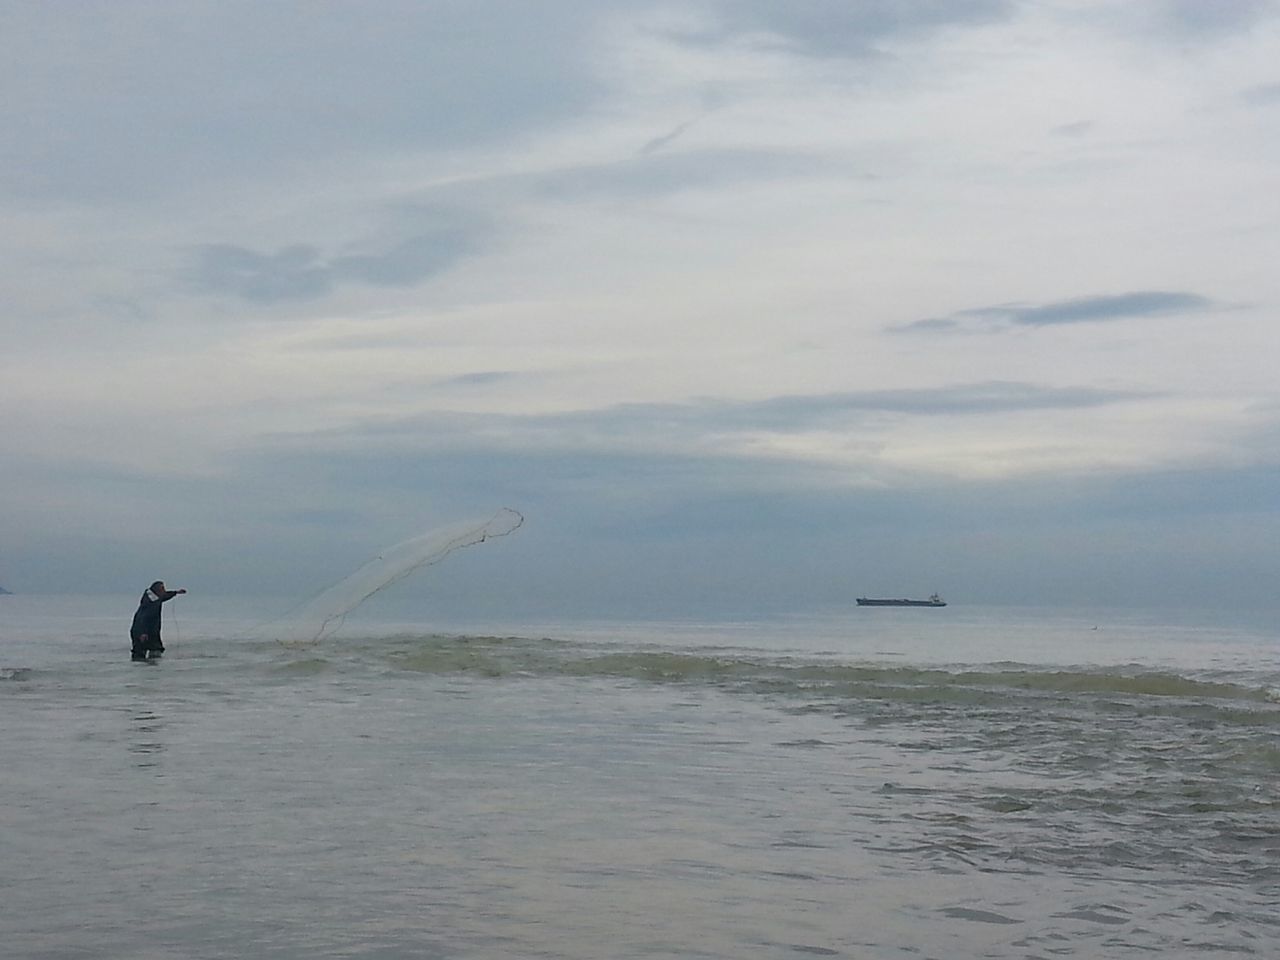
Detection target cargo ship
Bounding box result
[856,594,946,607]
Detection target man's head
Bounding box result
[150,580,165,594]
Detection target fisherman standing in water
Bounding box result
[131,580,186,661]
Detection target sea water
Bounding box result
[2,595,1279,958]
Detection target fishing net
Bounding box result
[270,508,523,645]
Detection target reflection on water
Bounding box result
[129,709,165,769]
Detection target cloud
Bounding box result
[193,245,330,303]
[897,291,1215,333]
[0,1,634,204]
[693,0,1015,58]
[1081,0,1280,45]
[190,220,485,303]
[727,382,1143,422]
[1148,0,1278,38]
[1241,81,1280,106]
[537,383,1141,438]
[329,232,483,288]
[530,148,838,200]
[4,1,1279,611]
[443,371,521,388]
[251,380,1145,471]
[201,400,1280,612]
[1052,120,1095,138]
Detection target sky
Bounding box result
[2,0,1279,616]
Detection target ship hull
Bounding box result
[856,598,947,607]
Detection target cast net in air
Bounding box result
[270,507,524,645]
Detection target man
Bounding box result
[130,580,187,661]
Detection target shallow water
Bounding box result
[3,597,1279,958]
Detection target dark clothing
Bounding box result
[130,589,178,660]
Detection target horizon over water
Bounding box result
[3,594,1279,958]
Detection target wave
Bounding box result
[282,634,1280,721]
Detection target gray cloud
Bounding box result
[565,382,1140,437]
[5,1,1278,615]
[10,391,1280,613]
[897,291,1215,333]
[205,402,1280,613]
[0,1,637,204]
[1081,1,1280,48]
[989,292,1213,326]
[194,245,331,303]
[267,381,1143,462]
[694,0,1015,58]
[727,381,1141,423]
[191,221,484,303]
[1241,81,1280,106]
[1148,0,1278,38]
[329,231,482,287]
[1052,120,1095,138]
[531,148,841,201]
[442,371,521,388]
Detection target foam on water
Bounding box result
[353,633,1280,718]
